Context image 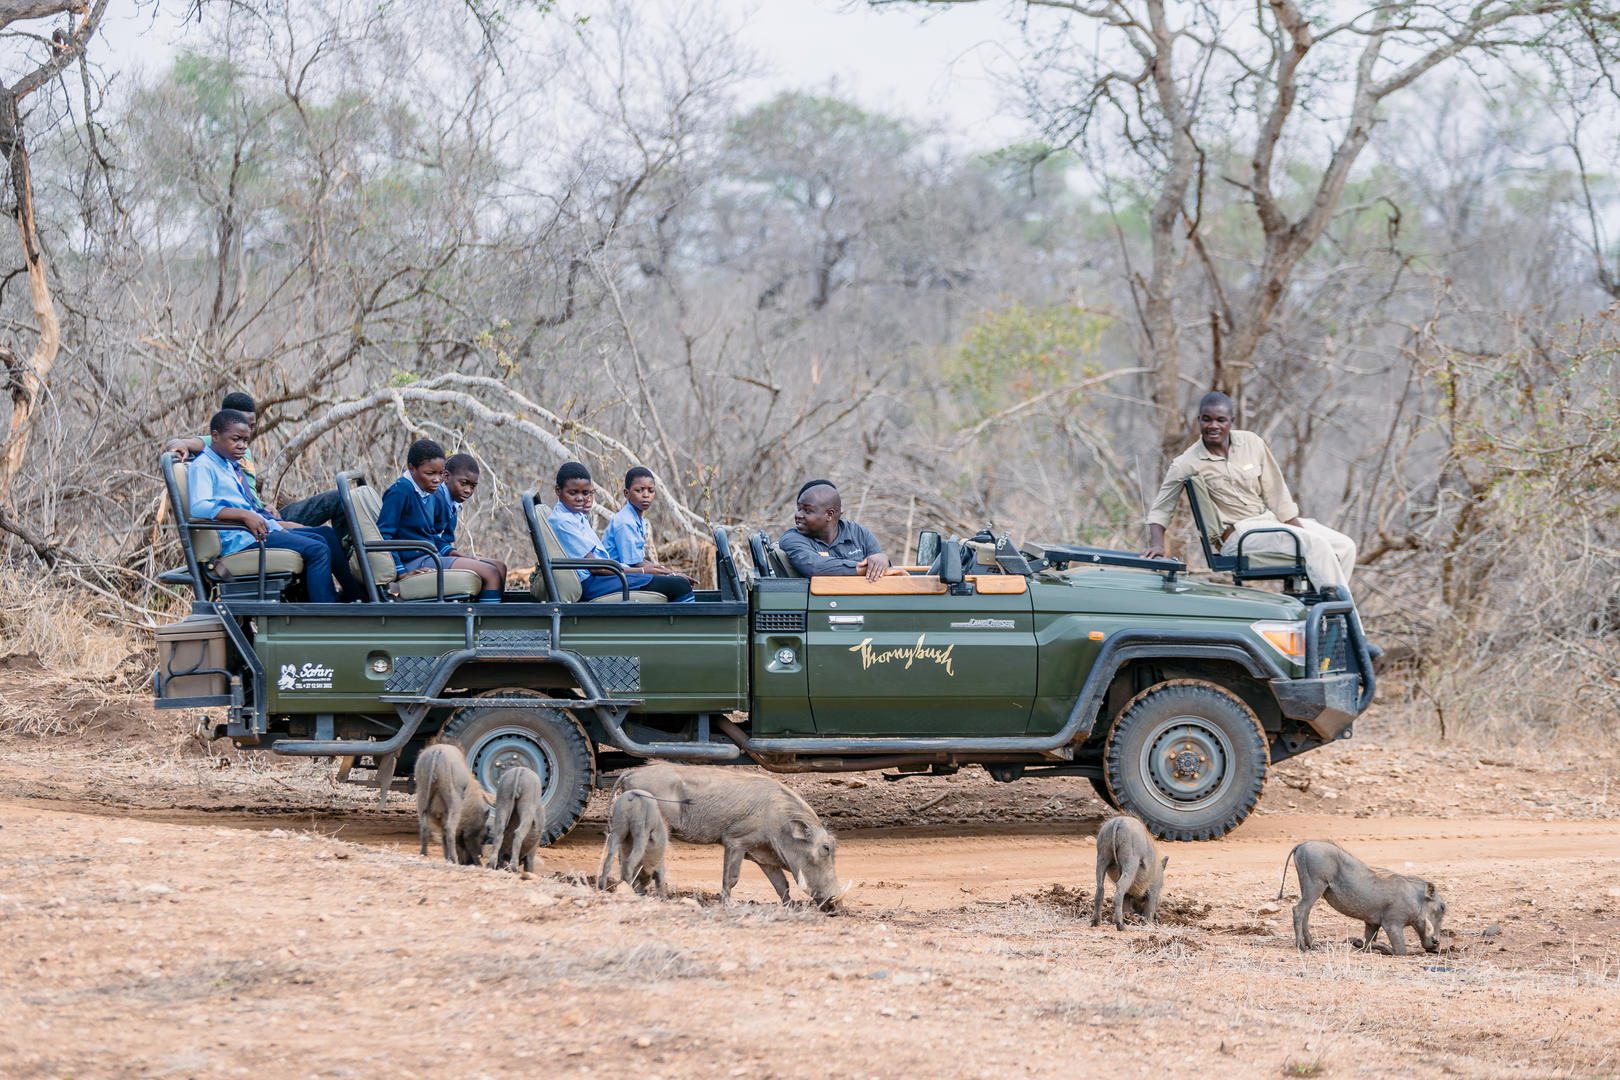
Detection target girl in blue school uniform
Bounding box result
[376,439,505,602]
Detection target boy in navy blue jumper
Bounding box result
[439,453,508,590]
[377,439,504,602]
[188,409,361,603]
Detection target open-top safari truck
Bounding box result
[153,454,1373,841]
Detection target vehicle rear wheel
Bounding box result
[440,691,595,847]
[1087,776,1120,810]
[1102,679,1267,842]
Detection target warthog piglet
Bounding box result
[487,765,545,873]
[1091,814,1168,931]
[414,742,492,866]
[596,789,670,897]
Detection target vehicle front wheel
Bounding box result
[1103,679,1268,841]
[440,692,596,846]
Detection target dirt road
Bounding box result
[3,784,1619,1079]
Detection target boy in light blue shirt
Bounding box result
[549,462,693,602]
[187,408,360,603]
[603,466,681,575]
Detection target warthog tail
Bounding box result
[1277,845,1298,901]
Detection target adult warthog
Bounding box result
[613,764,849,910]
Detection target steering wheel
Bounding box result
[714,529,744,602]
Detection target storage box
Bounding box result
[156,614,228,698]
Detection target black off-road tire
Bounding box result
[1103,679,1268,842]
[1087,776,1121,810]
[440,693,595,847]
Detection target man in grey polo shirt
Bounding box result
[779,482,894,581]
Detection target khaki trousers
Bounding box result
[1222,514,1356,591]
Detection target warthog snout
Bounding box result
[792,827,843,909]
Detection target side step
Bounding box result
[336,755,414,795]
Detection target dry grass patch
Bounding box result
[0,581,158,737]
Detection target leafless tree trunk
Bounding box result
[0,0,108,500]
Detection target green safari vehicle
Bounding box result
[153,457,1374,842]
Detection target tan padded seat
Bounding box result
[173,460,305,577]
[395,568,484,601]
[528,510,667,604]
[213,548,305,577]
[341,477,480,600]
[1186,474,1301,569]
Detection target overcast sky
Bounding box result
[722,0,1031,145]
[93,0,1035,150]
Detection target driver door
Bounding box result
[804,577,1036,736]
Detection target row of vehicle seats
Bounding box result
[162,457,682,605]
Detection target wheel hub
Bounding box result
[1139,717,1231,808]
[471,728,557,804]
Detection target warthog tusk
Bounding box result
[831,879,857,902]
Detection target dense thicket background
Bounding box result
[2,0,1618,735]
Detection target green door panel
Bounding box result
[561,612,747,712]
[258,612,466,714]
[805,588,1036,736]
[256,607,747,716]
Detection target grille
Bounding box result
[754,611,806,633]
[1315,615,1351,675]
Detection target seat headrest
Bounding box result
[768,540,800,578]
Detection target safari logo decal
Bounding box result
[848,634,955,677]
[278,662,335,691]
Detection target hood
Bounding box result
[1029,567,1307,621]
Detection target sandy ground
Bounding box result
[2,709,1619,1079]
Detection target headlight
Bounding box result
[1252,620,1306,661]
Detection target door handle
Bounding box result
[827,615,864,628]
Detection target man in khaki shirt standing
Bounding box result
[1143,392,1356,593]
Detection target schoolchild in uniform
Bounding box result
[187,408,361,603]
[603,466,682,577]
[376,439,504,603]
[548,461,694,602]
[438,453,508,591]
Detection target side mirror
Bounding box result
[915,530,941,567]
